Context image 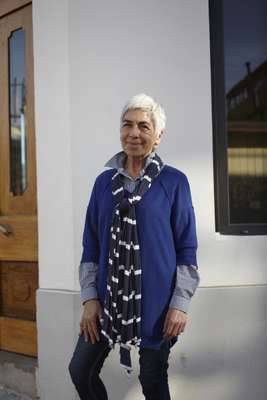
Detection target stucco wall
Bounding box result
[33,0,267,292]
[32,0,267,399]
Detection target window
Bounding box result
[8,28,28,196]
[209,0,267,235]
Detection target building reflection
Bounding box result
[226,60,267,223]
[9,28,28,197]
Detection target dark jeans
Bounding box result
[68,331,171,400]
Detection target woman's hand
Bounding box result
[79,299,103,344]
[163,308,187,340]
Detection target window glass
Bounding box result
[224,0,267,224]
[8,28,27,196]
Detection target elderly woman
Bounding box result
[68,94,200,400]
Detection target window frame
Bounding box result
[209,0,267,235]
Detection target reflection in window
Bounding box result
[8,28,27,196]
[224,0,267,224]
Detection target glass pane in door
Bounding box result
[8,28,27,196]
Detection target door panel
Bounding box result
[0,215,37,260]
[0,3,38,357]
[0,317,37,357]
[0,5,37,216]
[0,261,38,320]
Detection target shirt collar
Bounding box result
[104,150,157,180]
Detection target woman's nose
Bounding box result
[129,125,140,137]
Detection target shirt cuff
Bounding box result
[81,286,98,305]
[169,294,190,313]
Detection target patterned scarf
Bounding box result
[100,152,164,375]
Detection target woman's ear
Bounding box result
[155,129,164,145]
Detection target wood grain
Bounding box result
[0,3,38,357]
[0,261,38,320]
[0,4,37,216]
[0,216,38,261]
[0,0,31,18]
[0,316,37,356]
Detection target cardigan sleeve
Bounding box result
[170,174,198,267]
[80,179,100,264]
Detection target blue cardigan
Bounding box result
[81,164,198,349]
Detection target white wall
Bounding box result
[69,0,267,289]
[69,0,217,283]
[33,0,267,294]
[37,286,267,400]
[33,0,75,291]
[32,0,267,399]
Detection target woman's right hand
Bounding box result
[79,299,103,344]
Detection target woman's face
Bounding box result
[120,109,162,158]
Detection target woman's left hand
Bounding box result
[163,308,187,340]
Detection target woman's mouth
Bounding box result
[127,142,141,146]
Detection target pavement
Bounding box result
[0,386,34,400]
[0,350,38,400]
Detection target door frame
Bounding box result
[0,0,31,18]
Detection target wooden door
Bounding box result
[0,2,38,357]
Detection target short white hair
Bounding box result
[120,93,166,137]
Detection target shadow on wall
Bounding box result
[168,285,267,400]
[100,285,267,400]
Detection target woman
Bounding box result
[69,93,200,400]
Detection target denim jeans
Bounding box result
[68,331,171,400]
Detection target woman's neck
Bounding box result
[124,153,150,178]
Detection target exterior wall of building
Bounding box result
[32,0,267,399]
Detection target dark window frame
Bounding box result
[209,0,267,235]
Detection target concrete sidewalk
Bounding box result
[0,385,33,400]
[0,350,38,400]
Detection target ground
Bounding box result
[0,386,34,400]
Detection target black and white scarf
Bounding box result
[100,152,164,375]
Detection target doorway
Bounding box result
[0,1,38,357]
